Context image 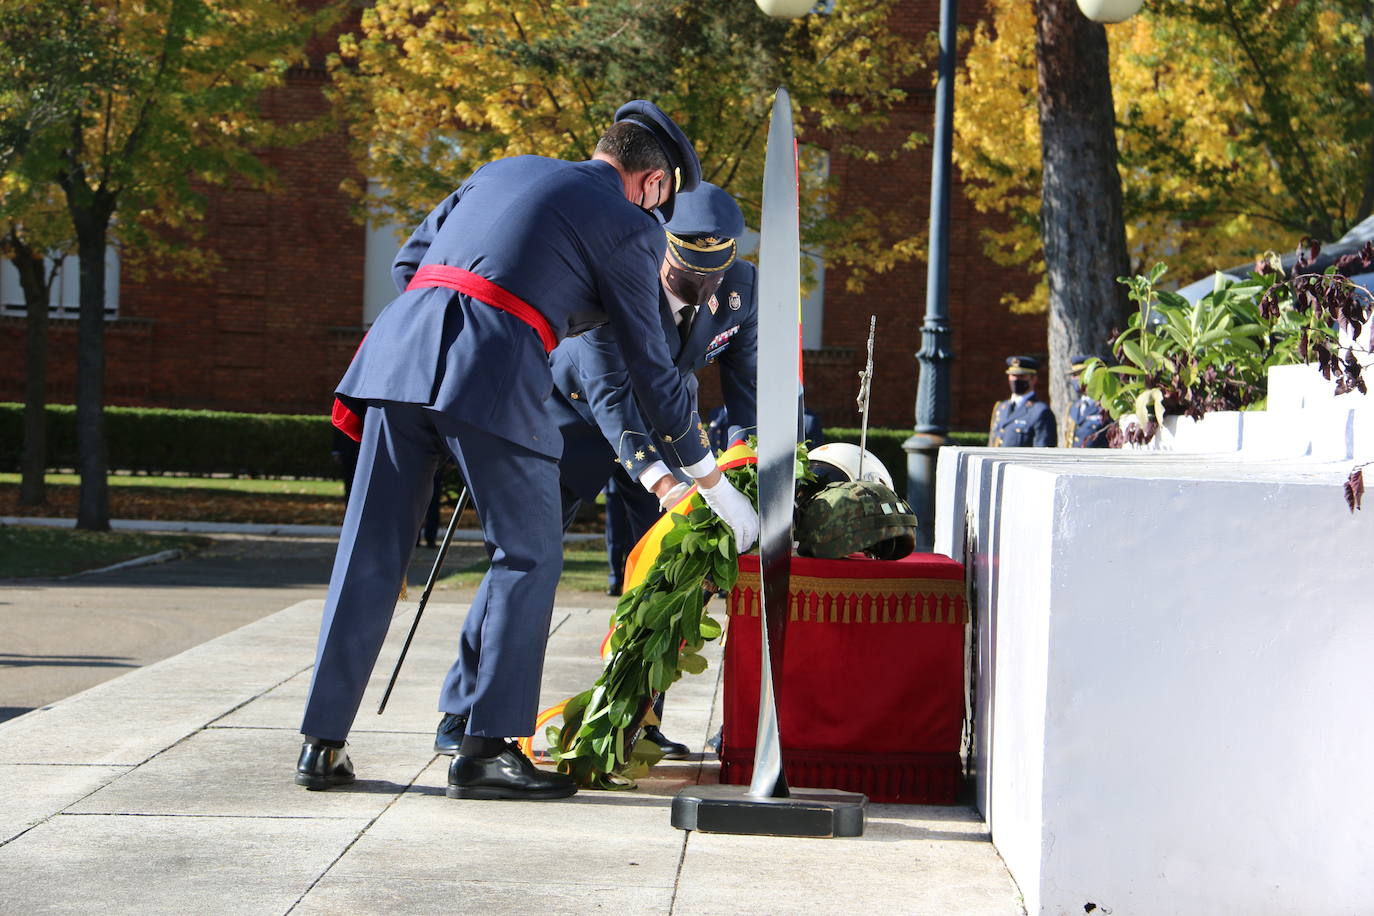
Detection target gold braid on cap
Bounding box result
[664,231,737,272]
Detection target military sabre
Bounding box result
[376,484,471,715]
[748,87,803,800]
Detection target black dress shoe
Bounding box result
[447,741,577,800]
[606,584,623,597]
[642,725,690,760]
[295,741,355,790]
[434,712,469,755]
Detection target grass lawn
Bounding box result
[0,525,211,579]
[439,545,610,594]
[0,472,343,496]
[0,473,353,526]
[0,473,603,531]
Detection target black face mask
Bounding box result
[635,179,663,214]
[663,263,725,308]
[1010,377,1032,395]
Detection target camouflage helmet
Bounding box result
[796,480,918,561]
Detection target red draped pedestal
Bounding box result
[720,552,967,804]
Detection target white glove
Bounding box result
[658,481,692,511]
[697,475,759,553]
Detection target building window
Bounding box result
[738,147,829,349]
[363,216,406,327]
[0,248,119,319]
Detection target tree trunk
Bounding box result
[1035,0,1132,422]
[13,236,50,506]
[71,209,112,531]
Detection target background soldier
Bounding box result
[1067,353,1111,448]
[989,355,1058,448]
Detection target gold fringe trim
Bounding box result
[727,572,966,624]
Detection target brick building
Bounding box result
[0,1,1046,438]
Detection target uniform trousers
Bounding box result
[301,401,563,742]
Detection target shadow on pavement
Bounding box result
[0,653,137,669]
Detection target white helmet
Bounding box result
[807,442,893,489]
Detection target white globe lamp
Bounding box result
[1077,0,1143,23]
[755,0,814,18]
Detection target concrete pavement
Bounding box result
[0,533,491,723]
[0,591,1024,914]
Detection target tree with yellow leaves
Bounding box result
[5,0,337,529]
[959,0,1374,313]
[328,0,926,289]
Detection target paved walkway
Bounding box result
[0,591,1023,914]
[0,533,490,723]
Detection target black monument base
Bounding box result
[671,784,867,837]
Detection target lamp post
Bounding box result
[1076,0,1143,22]
[755,0,814,16]
[905,0,1142,549]
[904,0,957,553]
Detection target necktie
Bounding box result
[677,306,696,347]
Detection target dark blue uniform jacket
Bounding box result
[989,392,1058,448]
[335,156,709,468]
[551,259,759,501]
[1069,395,1111,448]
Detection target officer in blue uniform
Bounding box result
[552,182,756,576]
[1067,354,1111,448]
[539,182,757,760]
[988,355,1058,448]
[296,102,759,801]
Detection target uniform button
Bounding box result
[570,392,579,399]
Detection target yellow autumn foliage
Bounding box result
[329,0,927,289]
[957,0,1374,313]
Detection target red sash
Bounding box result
[331,267,557,442]
[407,264,556,353]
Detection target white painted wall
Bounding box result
[937,367,1374,913]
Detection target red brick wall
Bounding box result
[2,0,1050,435]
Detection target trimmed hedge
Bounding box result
[0,402,989,480]
[0,403,336,478]
[820,427,987,479]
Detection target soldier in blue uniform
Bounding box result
[296,102,759,801]
[988,355,1058,448]
[539,182,757,760]
[1067,353,1111,448]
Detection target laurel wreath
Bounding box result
[543,458,754,788]
[546,446,816,789]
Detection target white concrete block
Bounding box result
[1237,409,1312,458]
[1162,411,1243,452]
[935,448,1374,915]
[1349,406,1374,460]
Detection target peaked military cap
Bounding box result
[1069,353,1095,374]
[663,182,743,272]
[614,100,702,223]
[1005,355,1039,376]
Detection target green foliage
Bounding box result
[1083,262,1330,442]
[0,0,113,181]
[0,403,335,478]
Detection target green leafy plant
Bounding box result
[1083,259,1340,444]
